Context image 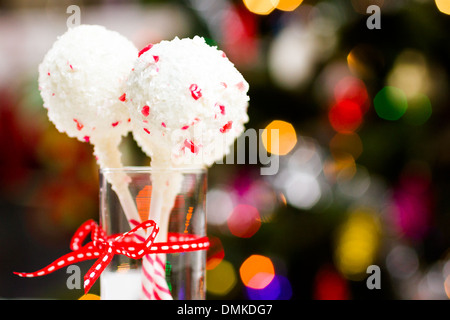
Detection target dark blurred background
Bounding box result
[1,0,450,300]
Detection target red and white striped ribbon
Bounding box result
[14,219,209,296]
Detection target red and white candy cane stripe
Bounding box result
[141,254,172,300]
[131,220,173,300]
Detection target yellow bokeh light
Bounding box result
[273,0,303,11]
[206,260,237,296]
[243,0,279,15]
[334,208,381,280]
[435,0,450,15]
[262,120,297,155]
[78,293,101,300]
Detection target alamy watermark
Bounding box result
[367,5,381,30]
[366,265,381,290]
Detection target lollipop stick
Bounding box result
[94,141,141,228]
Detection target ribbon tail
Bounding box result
[14,247,98,279]
[83,249,114,294]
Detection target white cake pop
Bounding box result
[38,24,140,223]
[125,36,250,168]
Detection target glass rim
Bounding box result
[100,166,207,174]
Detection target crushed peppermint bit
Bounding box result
[181,125,189,130]
[220,82,227,88]
[118,93,127,102]
[184,139,199,154]
[69,64,74,71]
[138,44,153,57]
[83,136,90,143]
[220,121,233,133]
[189,84,202,100]
[236,81,245,91]
[128,118,131,122]
[141,105,150,117]
[52,93,55,96]
[153,55,159,63]
[73,119,83,131]
[143,128,151,134]
[112,121,119,127]
[47,72,50,76]
[161,122,166,128]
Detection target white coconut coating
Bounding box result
[125,36,249,167]
[38,24,138,146]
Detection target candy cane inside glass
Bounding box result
[99,167,207,300]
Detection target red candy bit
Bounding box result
[143,128,151,134]
[236,81,246,91]
[220,121,233,133]
[52,93,55,97]
[69,64,74,71]
[189,84,202,100]
[153,55,159,63]
[83,136,90,143]
[220,82,227,89]
[112,121,119,127]
[141,105,150,117]
[181,125,189,130]
[161,122,166,128]
[184,139,199,154]
[118,93,127,102]
[214,103,226,118]
[128,118,131,123]
[47,72,50,76]
[138,44,153,57]
[73,119,83,131]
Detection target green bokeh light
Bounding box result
[404,94,432,126]
[374,86,408,121]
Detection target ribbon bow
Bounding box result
[14,219,209,294]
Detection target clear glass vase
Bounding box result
[99,166,207,300]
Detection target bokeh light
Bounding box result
[243,0,278,15]
[206,237,225,271]
[78,294,101,300]
[246,275,292,300]
[313,265,350,300]
[206,260,237,296]
[389,165,432,241]
[227,204,261,238]
[333,76,370,113]
[328,99,363,133]
[373,86,408,121]
[347,44,384,79]
[351,0,384,14]
[274,0,303,12]
[334,208,381,280]
[435,0,450,15]
[387,50,431,99]
[403,93,432,126]
[261,120,297,155]
[206,188,234,226]
[268,23,319,90]
[240,255,275,289]
[284,171,322,210]
[329,132,363,160]
[386,245,419,280]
